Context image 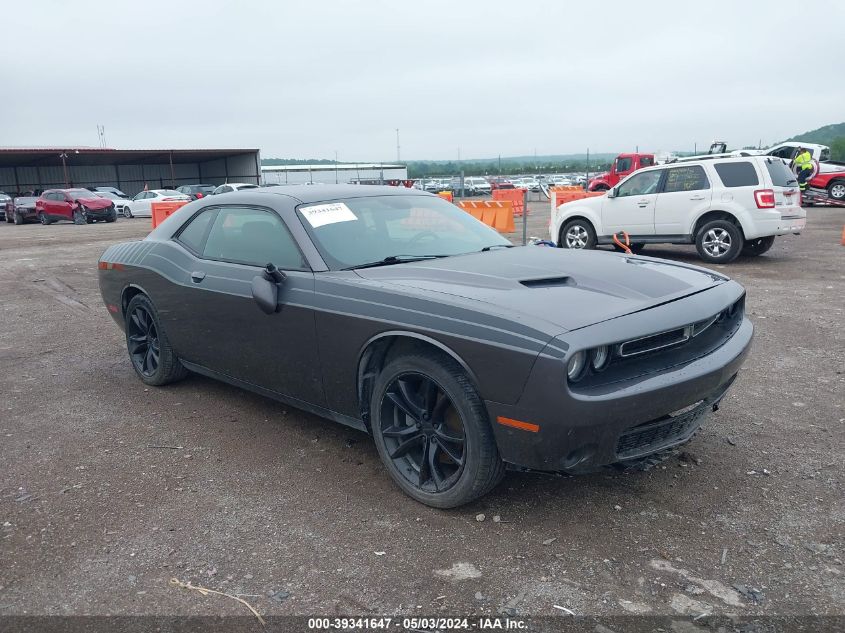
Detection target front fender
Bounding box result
[553,204,604,239]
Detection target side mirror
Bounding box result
[607,187,617,198]
[250,263,286,314]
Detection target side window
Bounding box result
[820,148,830,161]
[615,157,632,172]
[616,170,662,197]
[201,206,307,270]
[640,156,655,167]
[663,166,709,193]
[713,162,759,187]
[176,208,218,254]
[133,192,146,201]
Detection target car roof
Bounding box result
[237,184,433,204]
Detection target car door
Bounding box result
[654,165,713,235]
[56,192,73,220]
[601,169,663,236]
[163,204,324,405]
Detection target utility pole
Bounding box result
[60,151,69,187]
[395,129,400,163]
[335,150,338,184]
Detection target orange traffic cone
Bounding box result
[841,226,845,246]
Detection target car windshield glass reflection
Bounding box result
[296,195,511,270]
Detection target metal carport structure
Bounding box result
[0,148,261,196]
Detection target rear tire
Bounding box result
[742,236,775,256]
[39,212,51,225]
[695,219,742,264]
[125,294,188,386]
[14,212,23,225]
[559,219,597,250]
[828,181,845,201]
[370,350,504,508]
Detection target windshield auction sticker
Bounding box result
[299,202,357,228]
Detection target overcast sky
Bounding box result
[2,0,842,161]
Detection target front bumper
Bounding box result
[485,285,753,472]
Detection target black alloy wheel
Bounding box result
[370,351,505,508]
[124,294,188,386]
[379,372,467,494]
[127,304,161,378]
[73,207,85,225]
[39,212,50,225]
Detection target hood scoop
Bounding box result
[520,276,575,289]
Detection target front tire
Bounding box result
[123,206,133,218]
[125,294,188,386]
[370,350,504,508]
[695,219,742,264]
[559,218,597,250]
[73,208,86,225]
[742,236,775,256]
[14,212,23,225]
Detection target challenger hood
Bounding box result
[356,247,727,332]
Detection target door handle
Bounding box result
[190,271,206,283]
[690,195,706,200]
[637,199,649,207]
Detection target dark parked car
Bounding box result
[5,196,39,224]
[98,186,752,507]
[36,189,117,224]
[176,184,216,200]
[0,192,9,220]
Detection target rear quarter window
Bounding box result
[764,159,798,188]
[713,162,759,187]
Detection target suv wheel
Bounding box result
[742,236,775,257]
[829,181,845,200]
[560,219,597,249]
[370,351,505,508]
[695,220,742,264]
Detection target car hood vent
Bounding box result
[520,276,574,288]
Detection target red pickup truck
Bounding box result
[809,162,845,201]
[587,153,656,191]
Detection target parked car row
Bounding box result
[410,174,587,195]
[1,183,265,225]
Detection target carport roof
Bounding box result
[0,148,259,167]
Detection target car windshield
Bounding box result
[296,194,511,270]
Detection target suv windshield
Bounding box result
[764,159,798,187]
[296,195,511,270]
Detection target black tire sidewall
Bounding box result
[125,294,184,386]
[695,220,742,264]
[370,352,500,508]
[560,219,597,249]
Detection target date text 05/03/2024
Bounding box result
[306,617,528,630]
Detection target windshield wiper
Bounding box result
[481,244,515,251]
[343,254,448,270]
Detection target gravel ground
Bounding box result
[0,204,842,624]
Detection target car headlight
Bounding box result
[591,345,610,371]
[567,350,587,381]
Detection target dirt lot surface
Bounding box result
[0,203,842,624]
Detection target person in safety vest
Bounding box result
[793,147,814,191]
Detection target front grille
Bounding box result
[619,327,689,357]
[615,404,709,459]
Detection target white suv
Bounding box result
[463,177,492,195]
[550,156,806,264]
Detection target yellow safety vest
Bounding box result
[794,151,813,171]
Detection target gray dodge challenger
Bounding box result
[98,185,753,507]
